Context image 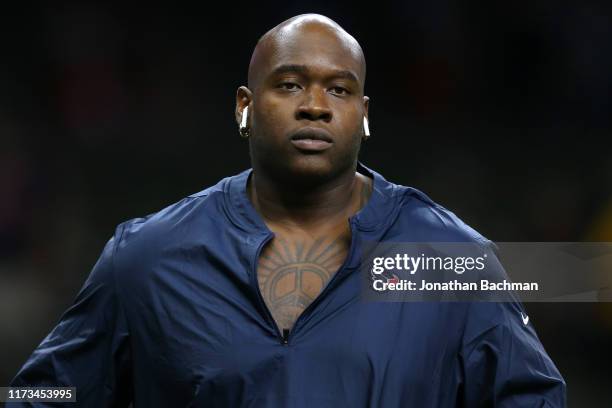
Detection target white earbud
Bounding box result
[363,116,370,138]
[239,106,250,138]
[240,106,249,129]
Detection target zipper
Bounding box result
[251,232,286,345]
[283,218,359,345]
[251,218,359,346]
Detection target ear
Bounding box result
[235,86,253,126]
[363,95,370,120]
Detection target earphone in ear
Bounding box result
[363,116,370,138]
[239,106,250,138]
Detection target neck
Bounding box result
[248,165,368,231]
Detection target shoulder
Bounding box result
[110,174,235,267]
[389,182,491,245]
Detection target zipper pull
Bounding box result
[282,328,290,345]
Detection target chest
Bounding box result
[131,282,464,405]
[256,232,350,332]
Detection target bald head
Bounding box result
[247,14,366,94]
[235,14,370,186]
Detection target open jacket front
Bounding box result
[10,163,566,407]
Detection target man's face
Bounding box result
[241,26,368,185]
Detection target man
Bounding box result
[10,13,565,407]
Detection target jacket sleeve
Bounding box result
[459,294,567,407]
[8,226,133,407]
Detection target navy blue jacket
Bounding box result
[10,163,566,407]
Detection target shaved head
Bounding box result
[235,13,370,186]
[248,14,366,94]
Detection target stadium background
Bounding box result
[1,2,611,405]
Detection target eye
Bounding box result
[330,86,349,96]
[279,82,300,91]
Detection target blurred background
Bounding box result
[1,1,611,405]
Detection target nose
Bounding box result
[296,86,332,122]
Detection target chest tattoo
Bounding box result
[257,234,349,332]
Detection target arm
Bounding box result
[459,297,566,408]
[8,226,133,407]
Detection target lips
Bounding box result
[290,127,333,152]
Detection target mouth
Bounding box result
[290,127,333,152]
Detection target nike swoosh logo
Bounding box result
[521,312,529,325]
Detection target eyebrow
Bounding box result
[271,64,359,83]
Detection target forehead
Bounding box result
[261,28,364,82]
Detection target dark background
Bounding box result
[1,1,611,406]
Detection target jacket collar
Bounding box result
[224,161,400,234]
